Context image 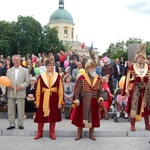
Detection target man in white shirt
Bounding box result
[6,55,29,130]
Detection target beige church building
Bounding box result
[48,0,99,57]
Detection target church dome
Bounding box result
[49,9,73,24]
[49,0,74,24]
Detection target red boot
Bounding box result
[144,116,150,131]
[50,122,56,140]
[130,118,136,131]
[34,123,44,140]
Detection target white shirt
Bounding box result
[14,67,20,80]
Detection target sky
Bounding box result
[0,0,150,54]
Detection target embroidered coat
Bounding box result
[122,63,150,118]
[34,72,64,123]
[143,80,150,111]
[72,73,103,128]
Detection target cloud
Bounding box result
[127,0,150,15]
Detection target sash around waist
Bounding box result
[42,87,58,93]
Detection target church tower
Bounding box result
[48,0,99,56]
[48,0,75,42]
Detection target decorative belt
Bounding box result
[135,82,147,89]
[42,87,57,117]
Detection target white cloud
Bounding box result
[0,0,150,54]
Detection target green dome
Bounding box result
[49,9,74,24]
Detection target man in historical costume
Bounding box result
[143,79,150,144]
[34,59,64,140]
[122,43,150,131]
[72,60,103,141]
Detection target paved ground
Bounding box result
[0,136,149,150]
[0,112,150,137]
[0,112,150,150]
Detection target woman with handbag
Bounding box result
[100,76,114,120]
[25,77,37,118]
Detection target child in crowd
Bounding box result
[115,88,128,118]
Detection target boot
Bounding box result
[89,127,96,141]
[34,123,44,140]
[130,118,136,131]
[75,127,82,140]
[50,122,56,140]
[144,116,150,131]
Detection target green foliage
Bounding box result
[103,37,143,61]
[0,21,14,55]
[40,26,65,54]
[0,16,65,57]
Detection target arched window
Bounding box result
[63,26,68,38]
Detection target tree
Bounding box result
[14,16,42,55]
[102,37,143,61]
[0,21,14,56]
[0,16,66,57]
[40,26,65,54]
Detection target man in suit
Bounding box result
[6,55,29,130]
[113,58,123,90]
[0,60,7,76]
[72,62,83,82]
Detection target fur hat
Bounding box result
[135,43,146,60]
[85,59,96,71]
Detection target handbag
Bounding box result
[102,90,109,101]
[26,94,35,101]
[26,97,35,101]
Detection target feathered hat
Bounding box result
[85,59,96,71]
[135,43,146,60]
[85,45,97,70]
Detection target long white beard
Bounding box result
[89,71,97,78]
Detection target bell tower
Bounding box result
[59,0,64,9]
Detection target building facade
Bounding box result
[48,0,99,57]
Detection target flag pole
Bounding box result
[76,34,78,52]
[83,41,85,50]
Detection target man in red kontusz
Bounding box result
[122,43,150,132]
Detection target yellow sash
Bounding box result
[42,87,57,117]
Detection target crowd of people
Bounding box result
[0,45,150,142]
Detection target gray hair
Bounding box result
[12,54,21,60]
